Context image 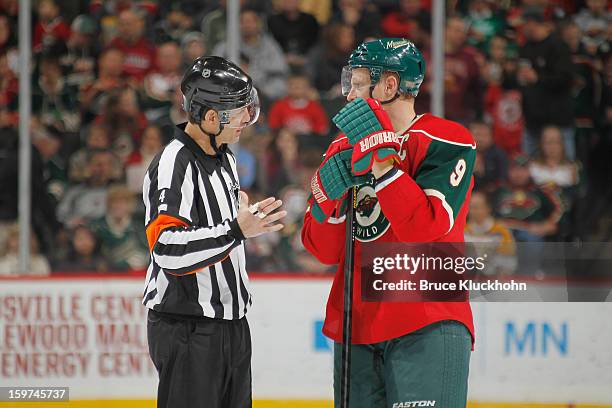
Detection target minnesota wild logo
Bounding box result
[355,182,390,242]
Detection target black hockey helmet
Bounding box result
[181,56,259,128]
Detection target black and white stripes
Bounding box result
[142,124,252,320]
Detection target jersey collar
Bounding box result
[173,122,232,175]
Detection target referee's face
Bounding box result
[216,107,252,145]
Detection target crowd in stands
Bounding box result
[0,0,609,276]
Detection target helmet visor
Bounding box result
[341,65,373,97]
[219,88,260,129]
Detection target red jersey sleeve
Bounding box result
[301,204,347,265]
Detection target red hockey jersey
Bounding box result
[302,113,477,344]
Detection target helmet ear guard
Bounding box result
[183,93,205,125]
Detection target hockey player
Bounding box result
[302,39,476,408]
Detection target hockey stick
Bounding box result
[340,186,357,408]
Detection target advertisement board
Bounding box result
[1,276,611,406]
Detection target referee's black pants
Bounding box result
[147,309,252,408]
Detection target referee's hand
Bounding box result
[237,191,287,238]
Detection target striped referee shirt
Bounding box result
[142,123,252,320]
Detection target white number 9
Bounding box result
[450,159,466,187]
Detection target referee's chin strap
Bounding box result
[195,103,225,154]
[198,122,224,155]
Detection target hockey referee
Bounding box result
[142,56,286,408]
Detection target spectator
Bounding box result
[95,87,148,161]
[483,36,525,155]
[125,125,164,193]
[505,0,566,46]
[89,184,148,271]
[80,48,125,121]
[518,8,575,158]
[180,31,205,71]
[265,128,301,195]
[236,124,274,193]
[33,0,71,54]
[57,149,118,227]
[274,183,311,271]
[465,191,517,276]
[0,14,17,73]
[233,141,258,191]
[0,49,17,127]
[529,125,583,237]
[0,224,50,276]
[32,54,80,132]
[471,120,508,192]
[152,1,195,44]
[0,1,17,24]
[142,41,182,120]
[330,0,381,44]
[268,73,329,136]
[443,16,483,124]
[493,154,562,242]
[154,86,188,138]
[299,0,332,25]
[381,0,430,40]
[560,20,603,164]
[275,149,330,273]
[267,0,319,69]
[464,0,506,51]
[31,121,68,201]
[108,8,156,83]
[53,225,106,272]
[306,22,355,95]
[200,0,231,52]
[482,37,507,84]
[485,34,512,81]
[573,0,610,56]
[213,8,289,101]
[0,126,59,253]
[60,14,99,87]
[69,124,122,183]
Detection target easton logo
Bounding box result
[311,174,326,203]
[392,401,436,408]
[359,131,399,153]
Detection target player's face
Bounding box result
[346,68,372,102]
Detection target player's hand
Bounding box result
[237,191,287,238]
[309,136,369,223]
[332,98,401,175]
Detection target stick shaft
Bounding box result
[340,187,357,408]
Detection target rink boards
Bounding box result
[0,275,611,407]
